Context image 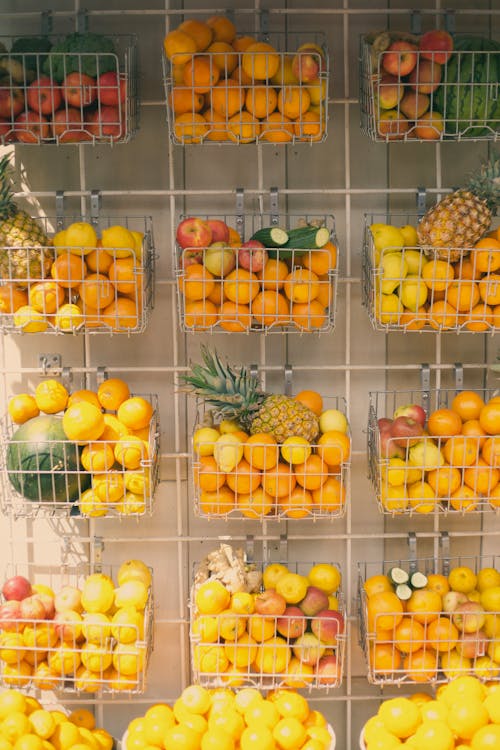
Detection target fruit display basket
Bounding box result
[0,561,153,694]
[358,554,500,686]
[0,215,155,335]
[0,33,138,145]
[191,395,350,521]
[163,28,329,145]
[367,386,500,516]
[362,212,500,333]
[190,550,346,691]
[0,391,160,520]
[359,31,500,143]
[175,212,338,334]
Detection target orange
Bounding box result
[230,65,253,86]
[301,242,337,275]
[206,41,238,75]
[427,408,463,437]
[464,457,499,495]
[291,300,328,330]
[163,29,197,65]
[78,273,115,310]
[470,237,500,273]
[402,648,438,682]
[257,259,289,289]
[107,256,137,295]
[279,486,314,519]
[117,396,153,430]
[236,488,274,519]
[169,87,205,115]
[428,299,457,330]
[317,430,351,466]
[206,15,237,44]
[482,436,500,466]
[461,419,487,447]
[406,589,442,625]
[245,86,278,119]
[28,281,64,314]
[261,462,297,498]
[194,455,226,492]
[284,269,319,303]
[97,378,130,410]
[199,485,235,516]
[224,268,259,304]
[426,574,450,598]
[183,55,220,94]
[251,290,289,327]
[177,19,213,52]
[202,108,230,141]
[451,390,485,421]
[426,464,462,496]
[50,252,87,289]
[449,483,478,512]
[210,79,245,118]
[260,112,295,143]
[311,476,345,512]
[67,389,101,411]
[294,390,323,416]
[184,299,218,329]
[232,35,256,53]
[243,433,279,470]
[62,401,105,442]
[293,454,327,490]
[293,109,324,141]
[479,400,500,435]
[479,273,500,306]
[400,306,427,330]
[363,574,393,598]
[447,280,480,312]
[394,617,425,654]
[0,283,28,313]
[207,283,225,307]
[464,302,494,331]
[454,257,481,280]
[443,435,479,467]
[178,263,215,301]
[217,300,252,331]
[225,458,261,494]
[227,110,260,143]
[277,86,311,120]
[173,112,209,143]
[8,394,40,424]
[242,42,280,81]
[427,616,459,652]
[421,259,454,291]
[493,304,500,328]
[367,591,404,632]
[369,642,401,675]
[85,247,113,274]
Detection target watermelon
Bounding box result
[6,415,90,503]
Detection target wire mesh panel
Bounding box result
[359,32,500,143]
[163,30,329,145]
[190,556,346,691]
[362,212,500,333]
[358,555,500,686]
[0,561,153,694]
[0,215,155,335]
[367,387,500,516]
[175,212,338,334]
[0,393,159,520]
[0,34,138,145]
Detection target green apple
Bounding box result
[400,274,428,311]
[404,249,426,276]
[400,224,418,246]
[319,409,348,435]
[379,251,408,294]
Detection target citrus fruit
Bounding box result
[240,725,275,750]
[449,566,478,594]
[65,222,98,251]
[275,572,309,604]
[34,379,68,413]
[308,563,341,595]
[8,394,40,424]
[100,226,136,258]
[97,378,130,411]
[117,397,153,430]
[367,590,404,631]
[470,724,500,750]
[447,698,489,740]
[195,580,230,615]
[62,401,105,442]
[280,436,312,464]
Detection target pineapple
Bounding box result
[417,157,500,262]
[0,155,52,284]
[182,347,320,444]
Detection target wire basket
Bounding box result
[362,212,500,333]
[175,212,338,334]
[0,393,160,520]
[367,387,500,516]
[0,561,153,694]
[190,559,346,691]
[358,554,500,686]
[163,31,329,145]
[359,32,500,143]
[0,34,138,145]
[0,215,155,335]
[191,396,350,521]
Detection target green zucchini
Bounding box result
[282,225,331,250]
[395,583,413,601]
[388,567,409,586]
[409,572,428,590]
[250,226,289,247]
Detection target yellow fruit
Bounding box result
[240,726,275,750]
[0,633,25,663]
[116,491,146,515]
[180,684,211,715]
[29,710,56,739]
[97,379,130,411]
[272,717,306,750]
[274,691,310,722]
[34,379,69,413]
[114,580,148,610]
[162,724,201,750]
[214,434,244,472]
[275,573,309,604]
[13,306,49,333]
[81,574,115,614]
[113,436,147,470]
[62,402,105,442]
[65,222,98,252]
[230,592,255,615]
[308,563,341,595]
[117,559,152,589]
[193,427,220,457]
[100,226,136,259]
[123,471,150,496]
[8,394,40,424]
[117,397,153,431]
[111,607,143,643]
[378,697,421,739]
[1,713,31,744]
[0,689,27,718]
[78,489,108,518]
[447,698,489,740]
[254,636,290,674]
[80,443,115,473]
[54,303,84,331]
[477,567,500,592]
[112,643,144,675]
[262,563,289,590]
[92,473,125,505]
[280,437,312,464]
[80,643,113,673]
[91,729,113,750]
[195,580,230,615]
[448,566,478,594]
[481,586,500,612]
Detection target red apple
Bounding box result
[389,415,424,447]
[311,609,345,646]
[381,41,418,77]
[442,591,468,614]
[377,74,405,110]
[299,586,330,617]
[0,87,25,119]
[27,76,62,115]
[419,29,454,65]
[31,592,55,620]
[2,575,32,601]
[291,48,323,84]
[399,91,430,121]
[176,217,213,250]
[276,606,307,639]
[51,107,92,142]
[377,109,410,140]
[408,60,442,94]
[53,609,83,642]
[181,248,204,268]
[292,632,326,666]
[378,417,393,432]
[316,654,341,685]
[238,240,269,273]
[54,585,83,614]
[61,72,97,107]
[254,588,287,616]
[86,106,124,141]
[97,71,126,106]
[393,404,426,427]
[378,419,405,459]
[0,601,23,631]
[14,111,51,143]
[456,629,488,659]
[207,219,230,244]
[452,601,486,633]
[19,595,46,621]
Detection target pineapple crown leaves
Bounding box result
[467,152,500,214]
[0,155,17,220]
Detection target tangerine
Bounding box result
[294,390,323,416]
[427,616,459,652]
[479,274,500,306]
[406,589,442,625]
[317,430,351,466]
[206,41,238,76]
[446,280,480,312]
[251,290,290,327]
[257,259,289,289]
[260,112,294,143]
[210,79,246,118]
[217,300,251,332]
[279,486,313,519]
[224,268,259,304]
[443,435,479,467]
[284,269,319,303]
[479,400,500,435]
[107,256,137,295]
[243,433,279,471]
[261,462,297,498]
[482,436,500,466]
[173,112,209,143]
[470,237,500,274]
[227,110,260,143]
[394,617,425,654]
[291,300,328,330]
[311,476,345,512]
[28,281,64,314]
[0,284,28,313]
[194,456,226,492]
[225,458,261,494]
[242,42,280,81]
[451,390,485,421]
[50,253,87,289]
[367,591,404,632]
[245,85,278,119]
[369,642,401,675]
[183,55,220,94]
[236,488,274,518]
[402,648,438,682]
[184,299,218,329]
[79,273,115,309]
[427,408,463,437]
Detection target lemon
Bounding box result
[181,713,208,735]
[244,700,280,729]
[280,437,312,465]
[447,698,489,740]
[81,643,113,673]
[378,697,421,739]
[275,572,309,604]
[92,472,125,505]
[272,717,306,750]
[480,585,500,611]
[79,489,108,518]
[130,231,144,260]
[195,580,230,615]
[262,563,289,590]
[29,710,56,740]
[111,606,143,643]
[117,559,152,589]
[82,613,112,644]
[448,566,478,594]
[13,305,48,333]
[63,402,105,442]
[274,691,309,722]
[112,643,145,675]
[191,615,219,643]
[439,675,486,706]
[101,226,136,259]
[8,394,40,424]
[370,224,405,253]
[163,724,200,750]
[114,436,147,470]
[241,726,275,750]
[399,225,419,246]
[35,379,69,413]
[52,229,67,250]
[114,580,148,610]
[117,491,146,515]
[65,222,98,253]
[78,727,99,749]
[51,721,81,750]
[484,691,500,723]
[124,470,150,496]
[100,413,131,442]
[308,562,341,595]
[91,729,113,750]
[80,443,115,473]
[0,689,27,718]
[214,434,244,472]
[81,573,115,614]
[193,427,220,457]
[180,685,211,715]
[477,567,500,592]
[200,729,234,750]
[1,713,31,744]
[194,644,229,675]
[55,303,84,331]
[230,592,255,614]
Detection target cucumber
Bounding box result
[388,567,409,586]
[410,572,428,590]
[282,225,331,250]
[250,226,289,247]
[395,583,413,601]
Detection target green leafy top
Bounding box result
[42,32,117,82]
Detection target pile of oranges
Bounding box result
[192,389,349,519]
[0,222,145,334]
[164,15,328,144]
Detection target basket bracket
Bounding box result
[410,11,422,35]
[55,191,65,230]
[259,8,269,38]
[245,535,255,563]
[235,188,244,238]
[279,532,287,562]
[416,187,427,218]
[41,10,53,35]
[284,364,292,396]
[90,190,101,227]
[440,531,451,575]
[420,363,430,415]
[444,10,456,34]
[92,536,104,571]
[269,187,279,226]
[454,362,464,391]
[61,366,72,391]
[39,353,62,376]
[96,366,107,386]
[249,363,259,382]
[407,531,418,574]
[76,9,89,34]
